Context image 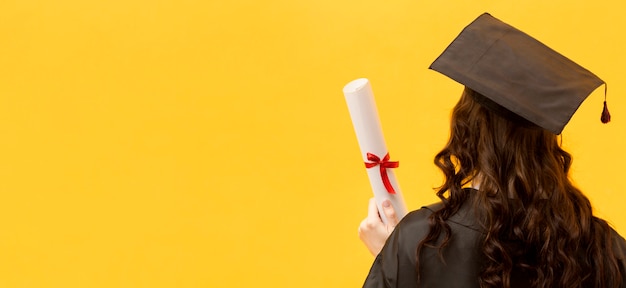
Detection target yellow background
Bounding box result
[0,1,624,287]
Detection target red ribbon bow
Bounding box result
[364,152,399,194]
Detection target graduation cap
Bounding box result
[430,13,610,135]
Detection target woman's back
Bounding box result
[364,194,626,288]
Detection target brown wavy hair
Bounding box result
[416,87,623,287]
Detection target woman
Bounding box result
[359,14,626,288]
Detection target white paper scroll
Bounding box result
[343,78,407,224]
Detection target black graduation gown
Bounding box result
[363,202,626,288]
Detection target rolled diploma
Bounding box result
[343,78,408,224]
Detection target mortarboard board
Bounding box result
[430,13,609,135]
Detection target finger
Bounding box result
[366,198,381,222]
[358,218,367,238]
[381,199,399,227]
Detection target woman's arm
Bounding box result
[358,198,400,255]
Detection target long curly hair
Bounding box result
[416,87,623,287]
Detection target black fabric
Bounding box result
[468,88,540,130]
[363,197,626,288]
[430,13,605,135]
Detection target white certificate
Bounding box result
[344,78,407,223]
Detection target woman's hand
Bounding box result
[358,198,400,256]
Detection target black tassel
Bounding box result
[601,100,611,123]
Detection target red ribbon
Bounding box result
[364,152,399,194]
